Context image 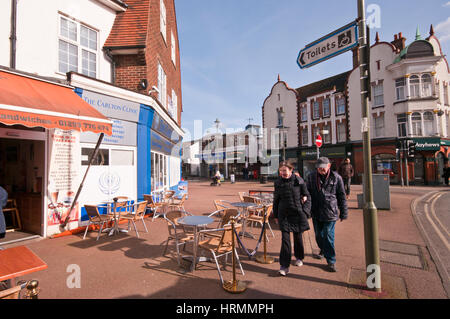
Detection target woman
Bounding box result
[273,161,311,276]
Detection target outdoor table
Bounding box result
[0,246,47,288]
[99,200,129,236]
[177,215,214,272]
[229,202,258,239]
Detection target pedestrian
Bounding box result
[338,158,354,199]
[0,185,8,239]
[306,157,348,272]
[443,161,450,186]
[273,161,311,276]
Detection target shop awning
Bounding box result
[0,70,112,135]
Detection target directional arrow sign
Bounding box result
[297,21,358,69]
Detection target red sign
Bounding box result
[315,134,323,148]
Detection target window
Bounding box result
[337,122,346,142]
[423,111,434,135]
[58,16,97,78]
[395,77,406,100]
[374,114,385,137]
[313,101,320,119]
[301,106,307,122]
[421,74,432,97]
[169,90,178,122]
[336,96,346,115]
[411,112,422,136]
[110,149,134,166]
[313,126,320,142]
[302,128,308,145]
[151,152,168,191]
[397,113,407,137]
[81,148,109,166]
[171,31,176,66]
[409,75,420,98]
[323,124,331,143]
[323,98,331,117]
[373,83,384,107]
[158,63,167,108]
[160,0,167,42]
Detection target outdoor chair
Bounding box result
[120,201,149,238]
[163,190,176,203]
[238,192,248,202]
[213,199,233,216]
[246,204,275,241]
[162,210,194,265]
[206,208,240,238]
[83,205,114,240]
[107,196,130,221]
[144,194,165,221]
[242,195,263,216]
[167,193,187,212]
[197,223,244,284]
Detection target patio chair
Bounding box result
[162,210,194,265]
[242,195,263,216]
[246,204,275,241]
[207,208,240,235]
[120,201,148,238]
[83,205,114,240]
[163,190,176,203]
[167,193,187,212]
[238,192,247,202]
[197,223,245,284]
[143,194,165,221]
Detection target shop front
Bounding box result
[410,137,450,185]
[298,145,348,178]
[0,69,112,238]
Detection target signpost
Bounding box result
[315,134,322,159]
[296,0,381,292]
[297,21,358,69]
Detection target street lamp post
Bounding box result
[277,108,289,162]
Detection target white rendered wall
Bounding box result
[1,0,117,82]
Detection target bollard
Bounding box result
[223,217,246,293]
[255,205,274,264]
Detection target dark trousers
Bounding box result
[343,177,351,195]
[312,219,336,265]
[279,231,304,268]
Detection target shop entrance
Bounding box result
[0,134,45,240]
[414,154,424,184]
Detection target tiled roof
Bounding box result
[104,0,150,49]
[296,71,351,102]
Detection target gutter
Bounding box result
[104,48,116,84]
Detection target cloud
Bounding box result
[435,17,450,43]
[443,2,450,7]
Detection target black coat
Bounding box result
[273,174,311,233]
[306,170,348,222]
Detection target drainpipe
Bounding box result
[104,48,115,84]
[10,0,17,69]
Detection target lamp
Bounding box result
[138,79,148,90]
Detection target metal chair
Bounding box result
[197,223,245,284]
[246,204,275,241]
[162,210,194,265]
[120,201,149,238]
[206,208,240,237]
[143,194,166,221]
[83,205,113,240]
[167,193,187,212]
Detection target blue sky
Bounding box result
[175,0,450,141]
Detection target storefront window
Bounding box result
[81,148,109,166]
[372,153,397,179]
[151,151,168,192]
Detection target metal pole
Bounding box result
[358,0,381,292]
[399,149,404,187]
[405,141,410,187]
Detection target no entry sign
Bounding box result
[316,134,323,148]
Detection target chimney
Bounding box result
[391,32,406,53]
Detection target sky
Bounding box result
[175,0,450,141]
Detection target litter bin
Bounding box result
[230,174,235,184]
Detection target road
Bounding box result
[409,186,450,297]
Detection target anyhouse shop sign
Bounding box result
[414,138,441,151]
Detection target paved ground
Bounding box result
[1,179,448,300]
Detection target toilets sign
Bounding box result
[297,21,358,69]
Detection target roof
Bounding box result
[393,39,435,64]
[103,0,150,49]
[295,71,351,102]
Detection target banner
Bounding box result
[47,129,81,226]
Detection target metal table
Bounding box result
[177,215,214,272]
[229,202,258,239]
[99,200,129,236]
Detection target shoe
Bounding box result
[313,252,324,259]
[279,267,289,276]
[327,263,337,272]
[294,259,303,267]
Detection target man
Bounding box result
[338,158,354,199]
[306,157,348,272]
